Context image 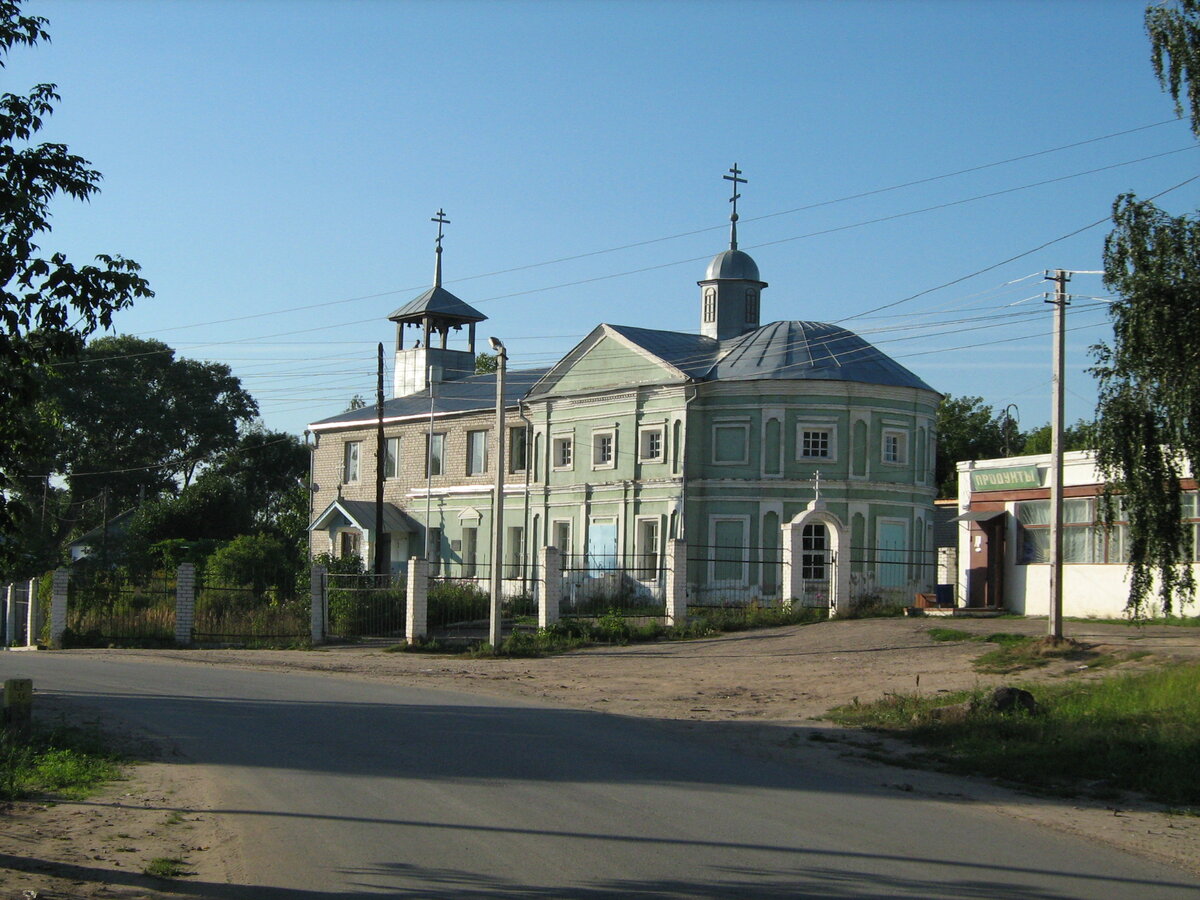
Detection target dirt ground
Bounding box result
[5,615,1200,898]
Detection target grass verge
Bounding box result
[144,856,191,878]
[925,629,1145,674]
[390,604,829,657]
[0,723,125,801]
[827,662,1200,807]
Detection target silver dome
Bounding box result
[704,249,761,282]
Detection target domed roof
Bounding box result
[704,248,761,282]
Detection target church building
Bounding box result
[308,172,942,605]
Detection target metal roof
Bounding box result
[387,285,487,324]
[310,499,419,534]
[309,367,550,430]
[702,248,763,283]
[609,320,937,392]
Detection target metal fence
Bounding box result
[193,573,309,645]
[65,572,176,647]
[326,571,407,640]
[846,545,937,607]
[684,543,785,609]
[3,581,35,646]
[559,552,666,617]
[426,561,539,641]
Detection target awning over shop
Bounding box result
[950,509,1007,523]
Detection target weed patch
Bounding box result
[827,662,1200,807]
[144,857,191,878]
[0,725,124,801]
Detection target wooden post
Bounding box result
[3,679,33,737]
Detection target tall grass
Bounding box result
[828,663,1200,806]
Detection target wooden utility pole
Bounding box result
[374,343,386,576]
[1045,269,1070,642]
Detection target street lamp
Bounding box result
[488,337,507,649]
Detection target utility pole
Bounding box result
[488,337,507,649]
[1045,269,1070,642]
[374,343,386,577]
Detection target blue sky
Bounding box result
[8,0,1199,438]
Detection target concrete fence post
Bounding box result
[310,565,327,645]
[539,545,561,630]
[25,578,38,647]
[780,521,798,609]
[665,538,688,626]
[4,584,14,647]
[175,563,195,647]
[50,569,69,650]
[406,557,428,644]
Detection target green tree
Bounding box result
[1089,0,1200,615]
[475,352,498,374]
[0,1,153,571]
[1019,420,1096,456]
[934,395,1017,498]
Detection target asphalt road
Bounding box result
[6,652,1200,899]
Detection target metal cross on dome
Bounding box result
[723,164,746,249]
[431,208,450,248]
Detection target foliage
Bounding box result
[345,393,366,411]
[474,352,498,374]
[0,723,123,801]
[428,580,488,626]
[1018,419,1095,455]
[827,662,1200,807]
[0,1,153,572]
[204,533,293,597]
[1085,1,1200,616]
[934,395,1021,498]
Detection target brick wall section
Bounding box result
[406,557,427,643]
[539,545,561,629]
[665,538,687,625]
[309,406,529,555]
[175,563,195,646]
[310,566,327,644]
[50,569,68,649]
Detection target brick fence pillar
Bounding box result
[406,557,428,644]
[4,583,15,647]
[24,578,38,647]
[539,546,561,630]
[50,569,69,650]
[665,538,687,626]
[310,565,327,645]
[175,563,195,647]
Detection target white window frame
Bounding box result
[551,518,572,555]
[592,428,616,470]
[426,432,447,477]
[881,428,909,466]
[343,441,361,483]
[461,525,478,577]
[383,436,400,480]
[509,426,528,474]
[797,423,837,462]
[638,426,665,463]
[635,515,661,580]
[552,435,573,470]
[712,422,750,466]
[708,515,750,585]
[466,429,488,476]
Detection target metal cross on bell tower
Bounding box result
[723,163,746,250]
[431,208,450,288]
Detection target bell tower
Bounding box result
[699,164,767,340]
[389,209,488,397]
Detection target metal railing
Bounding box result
[326,572,407,640]
[559,553,666,617]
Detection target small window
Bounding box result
[713,423,749,465]
[426,526,442,574]
[343,441,361,483]
[505,526,523,578]
[639,427,664,462]
[799,426,835,460]
[703,288,716,323]
[637,518,660,579]
[553,436,573,469]
[745,288,759,324]
[339,530,361,559]
[467,430,488,476]
[552,519,571,555]
[882,429,908,465]
[509,427,528,474]
[800,523,827,580]
[461,526,478,577]
[384,436,400,479]
[593,430,615,468]
[426,433,446,477]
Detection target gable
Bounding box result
[530,327,687,398]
